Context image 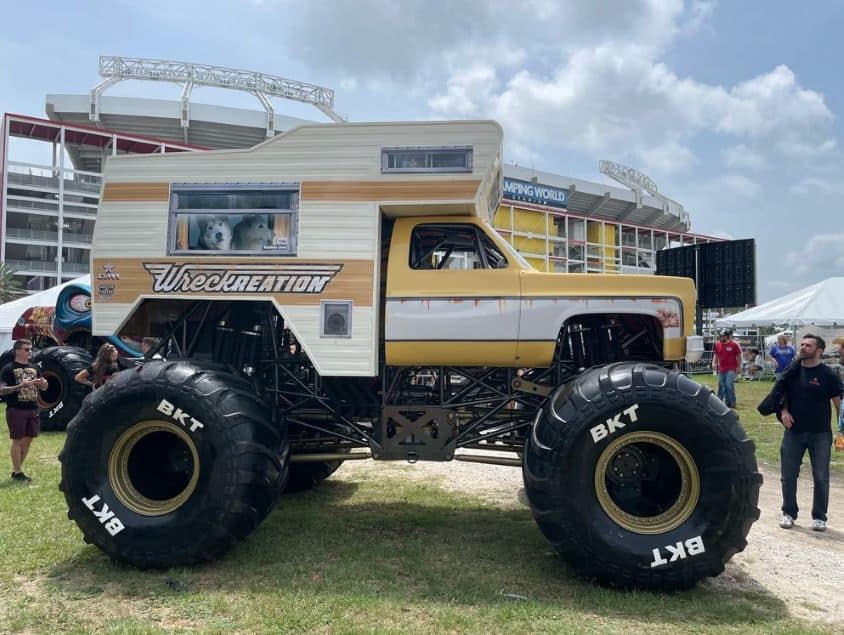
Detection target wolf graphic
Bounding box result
[196,216,232,251]
[232,215,273,251]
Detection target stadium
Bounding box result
[0,56,721,292]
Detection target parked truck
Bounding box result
[59,120,760,590]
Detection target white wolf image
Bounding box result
[233,215,273,251]
[196,216,232,251]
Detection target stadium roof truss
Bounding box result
[599,160,689,228]
[90,56,345,139]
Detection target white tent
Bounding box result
[0,275,90,351]
[715,277,844,328]
[716,277,844,356]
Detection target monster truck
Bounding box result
[3,280,142,429]
[59,120,760,590]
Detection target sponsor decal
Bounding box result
[96,284,117,301]
[157,398,205,432]
[649,535,705,568]
[93,264,121,302]
[590,404,639,443]
[82,494,125,536]
[97,263,121,281]
[503,177,568,209]
[143,263,343,295]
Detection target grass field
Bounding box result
[0,377,839,634]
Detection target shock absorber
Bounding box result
[213,319,236,363]
[568,323,589,369]
[599,321,623,363]
[235,323,262,375]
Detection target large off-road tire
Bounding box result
[0,349,14,403]
[33,346,93,431]
[59,360,287,568]
[523,363,761,591]
[285,453,346,492]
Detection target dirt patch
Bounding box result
[340,458,844,624]
[716,465,844,624]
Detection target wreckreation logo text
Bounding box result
[143,263,343,294]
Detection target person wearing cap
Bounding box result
[768,335,796,381]
[712,330,741,408]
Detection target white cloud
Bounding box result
[789,176,844,196]
[722,174,761,199]
[339,77,358,91]
[280,1,834,173]
[283,0,687,80]
[784,233,844,281]
[723,144,767,172]
[636,141,696,174]
[681,0,717,35]
[427,64,498,117]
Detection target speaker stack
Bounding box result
[655,239,756,308]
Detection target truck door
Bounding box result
[385,217,521,366]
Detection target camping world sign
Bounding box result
[502,178,568,209]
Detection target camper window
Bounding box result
[168,184,299,256]
[381,146,473,173]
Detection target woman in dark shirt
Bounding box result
[74,343,119,389]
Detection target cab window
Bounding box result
[409,224,508,270]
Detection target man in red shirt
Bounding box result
[713,330,742,408]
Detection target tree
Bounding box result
[0,263,25,304]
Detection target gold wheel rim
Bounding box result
[594,431,700,535]
[108,420,200,516]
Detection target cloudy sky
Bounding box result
[1,0,841,301]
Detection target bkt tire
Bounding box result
[59,360,287,568]
[33,346,93,431]
[523,363,761,591]
[0,349,14,403]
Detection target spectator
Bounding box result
[750,348,765,378]
[740,349,753,379]
[0,339,48,482]
[712,330,742,408]
[778,334,842,532]
[769,335,796,381]
[74,343,119,390]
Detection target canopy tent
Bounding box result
[0,275,90,352]
[716,277,844,357]
[715,277,844,328]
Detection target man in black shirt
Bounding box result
[779,334,842,531]
[0,339,48,482]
